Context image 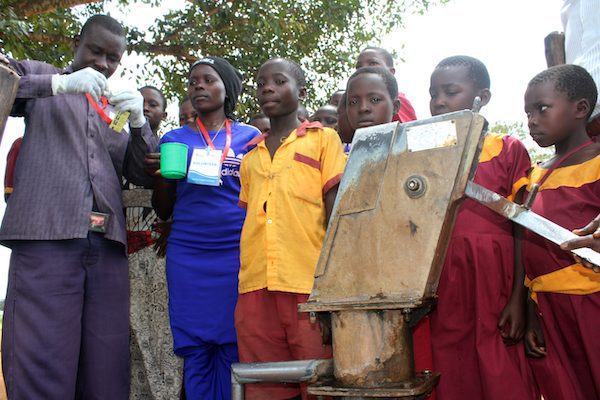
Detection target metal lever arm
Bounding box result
[465,181,600,268]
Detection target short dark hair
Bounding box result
[528,64,598,119]
[347,66,398,101]
[435,55,490,90]
[80,14,125,39]
[338,92,347,111]
[362,46,394,68]
[139,85,166,111]
[262,58,307,87]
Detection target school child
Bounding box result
[355,46,417,122]
[336,92,354,154]
[248,112,271,133]
[310,104,338,129]
[345,66,400,130]
[329,89,345,107]
[178,96,195,127]
[139,86,167,135]
[345,66,435,398]
[522,64,600,400]
[127,86,183,400]
[236,58,346,400]
[125,86,166,253]
[151,56,260,400]
[428,56,537,400]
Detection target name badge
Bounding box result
[109,110,130,133]
[187,147,222,186]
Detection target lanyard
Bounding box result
[196,117,232,165]
[536,138,595,188]
[85,93,112,124]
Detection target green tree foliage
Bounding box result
[489,120,552,164]
[0,0,444,119]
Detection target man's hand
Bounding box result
[0,54,10,67]
[109,90,146,128]
[560,212,600,272]
[51,67,107,102]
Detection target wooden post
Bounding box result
[545,31,566,67]
[0,56,20,145]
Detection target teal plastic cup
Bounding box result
[160,142,189,179]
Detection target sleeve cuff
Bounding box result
[323,173,343,194]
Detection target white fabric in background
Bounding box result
[561,0,600,119]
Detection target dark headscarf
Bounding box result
[190,56,242,120]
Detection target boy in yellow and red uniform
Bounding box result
[236,57,345,400]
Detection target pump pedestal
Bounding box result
[301,111,486,398]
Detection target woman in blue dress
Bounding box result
[151,56,260,399]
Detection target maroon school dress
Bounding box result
[523,156,600,400]
[430,133,537,400]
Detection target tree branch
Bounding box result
[26,32,72,46]
[11,0,100,17]
[128,41,195,63]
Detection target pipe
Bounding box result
[231,359,332,400]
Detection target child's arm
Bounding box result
[152,177,176,222]
[145,151,176,221]
[524,297,547,358]
[497,222,527,345]
[324,184,339,226]
[238,155,250,209]
[497,186,528,345]
[319,128,345,226]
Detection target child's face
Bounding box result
[72,24,126,78]
[140,88,166,133]
[178,100,196,127]
[346,73,396,130]
[329,90,345,107]
[355,49,393,74]
[524,81,581,148]
[250,117,270,133]
[187,64,226,116]
[256,60,305,118]
[429,65,487,116]
[310,105,338,129]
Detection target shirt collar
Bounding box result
[243,120,323,149]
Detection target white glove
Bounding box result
[108,90,146,128]
[51,67,107,102]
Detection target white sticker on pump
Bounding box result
[406,119,457,152]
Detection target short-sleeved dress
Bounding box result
[430,133,537,400]
[523,156,600,400]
